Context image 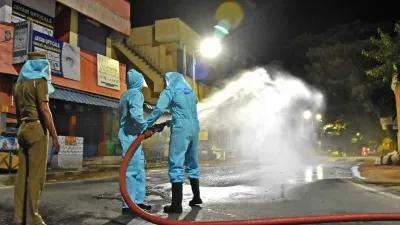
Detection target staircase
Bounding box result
[111,32,165,93]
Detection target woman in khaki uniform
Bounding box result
[13,52,60,225]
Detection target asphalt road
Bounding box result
[0,160,399,225]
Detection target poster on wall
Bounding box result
[97,54,120,90]
[12,21,30,64]
[0,136,19,151]
[31,31,81,81]
[11,1,54,36]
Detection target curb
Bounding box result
[351,162,400,186]
[351,178,400,186]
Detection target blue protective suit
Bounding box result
[17,59,55,94]
[118,69,147,207]
[147,72,200,183]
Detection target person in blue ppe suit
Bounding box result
[118,69,152,215]
[146,72,203,213]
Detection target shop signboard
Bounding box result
[31,30,81,81]
[13,0,56,18]
[12,20,30,64]
[11,1,54,36]
[97,54,120,90]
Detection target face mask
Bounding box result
[44,63,55,95]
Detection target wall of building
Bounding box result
[0,7,127,99]
[129,18,210,101]
[54,6,71,41]
[0,49,127,113]
[1,40,126,115]
[0,74,16,113]
[56,0,130,35]
[0,22,16,75]
[52,49,127,98]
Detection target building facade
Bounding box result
[0,0,130,159]
[111,18,211,104]
[0,2,216,162]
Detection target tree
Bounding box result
[287,21,395,151]
[362,23,400,83]
[363,23,400,149]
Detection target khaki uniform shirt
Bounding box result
[14,78,49,122]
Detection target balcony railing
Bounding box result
[110,31,166,76]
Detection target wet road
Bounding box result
[0,161,399,225]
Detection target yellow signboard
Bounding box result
[65,136,77,145]
[97,54,120,90]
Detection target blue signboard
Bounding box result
[31,30,81,81]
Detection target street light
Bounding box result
[191,37,222,95]
[200,37,222,58]
[303,110,312,120]
[316,114,322,121]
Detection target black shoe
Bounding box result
[137,203,152,211]
[122,208,136,215]
[189,178,203,206]
[163,182,183,213]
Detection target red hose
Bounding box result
[119,134,400,224]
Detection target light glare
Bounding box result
[200,38,222,58]
[303,110,312,120]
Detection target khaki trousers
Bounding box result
[14,121,48,225]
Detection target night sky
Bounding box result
[130,0,399,65]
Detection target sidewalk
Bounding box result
[0,160,236,187]
[321,156,376,163]
[358,158,400,185]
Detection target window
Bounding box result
[77,13,108,55]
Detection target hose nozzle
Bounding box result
[149,122,167,133]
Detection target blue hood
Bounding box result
[165,72,192,94]
[127,69,144,90]
[17,59,55,95]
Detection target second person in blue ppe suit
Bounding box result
[146,72,203,213]
[118,69,152,215]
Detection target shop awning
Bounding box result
[50,86,119,108]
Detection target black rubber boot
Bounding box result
[137,203,152,211]
[164,182,183,213]
[122,204,151,215]
[189,179,203,206]
[122,208,136,215]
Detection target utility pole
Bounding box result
[182,43,187,76]
[192,52,196,95]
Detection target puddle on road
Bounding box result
[99,164,356,206]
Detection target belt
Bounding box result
[22,119,40,123]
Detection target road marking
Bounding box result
[344,180,400,200]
